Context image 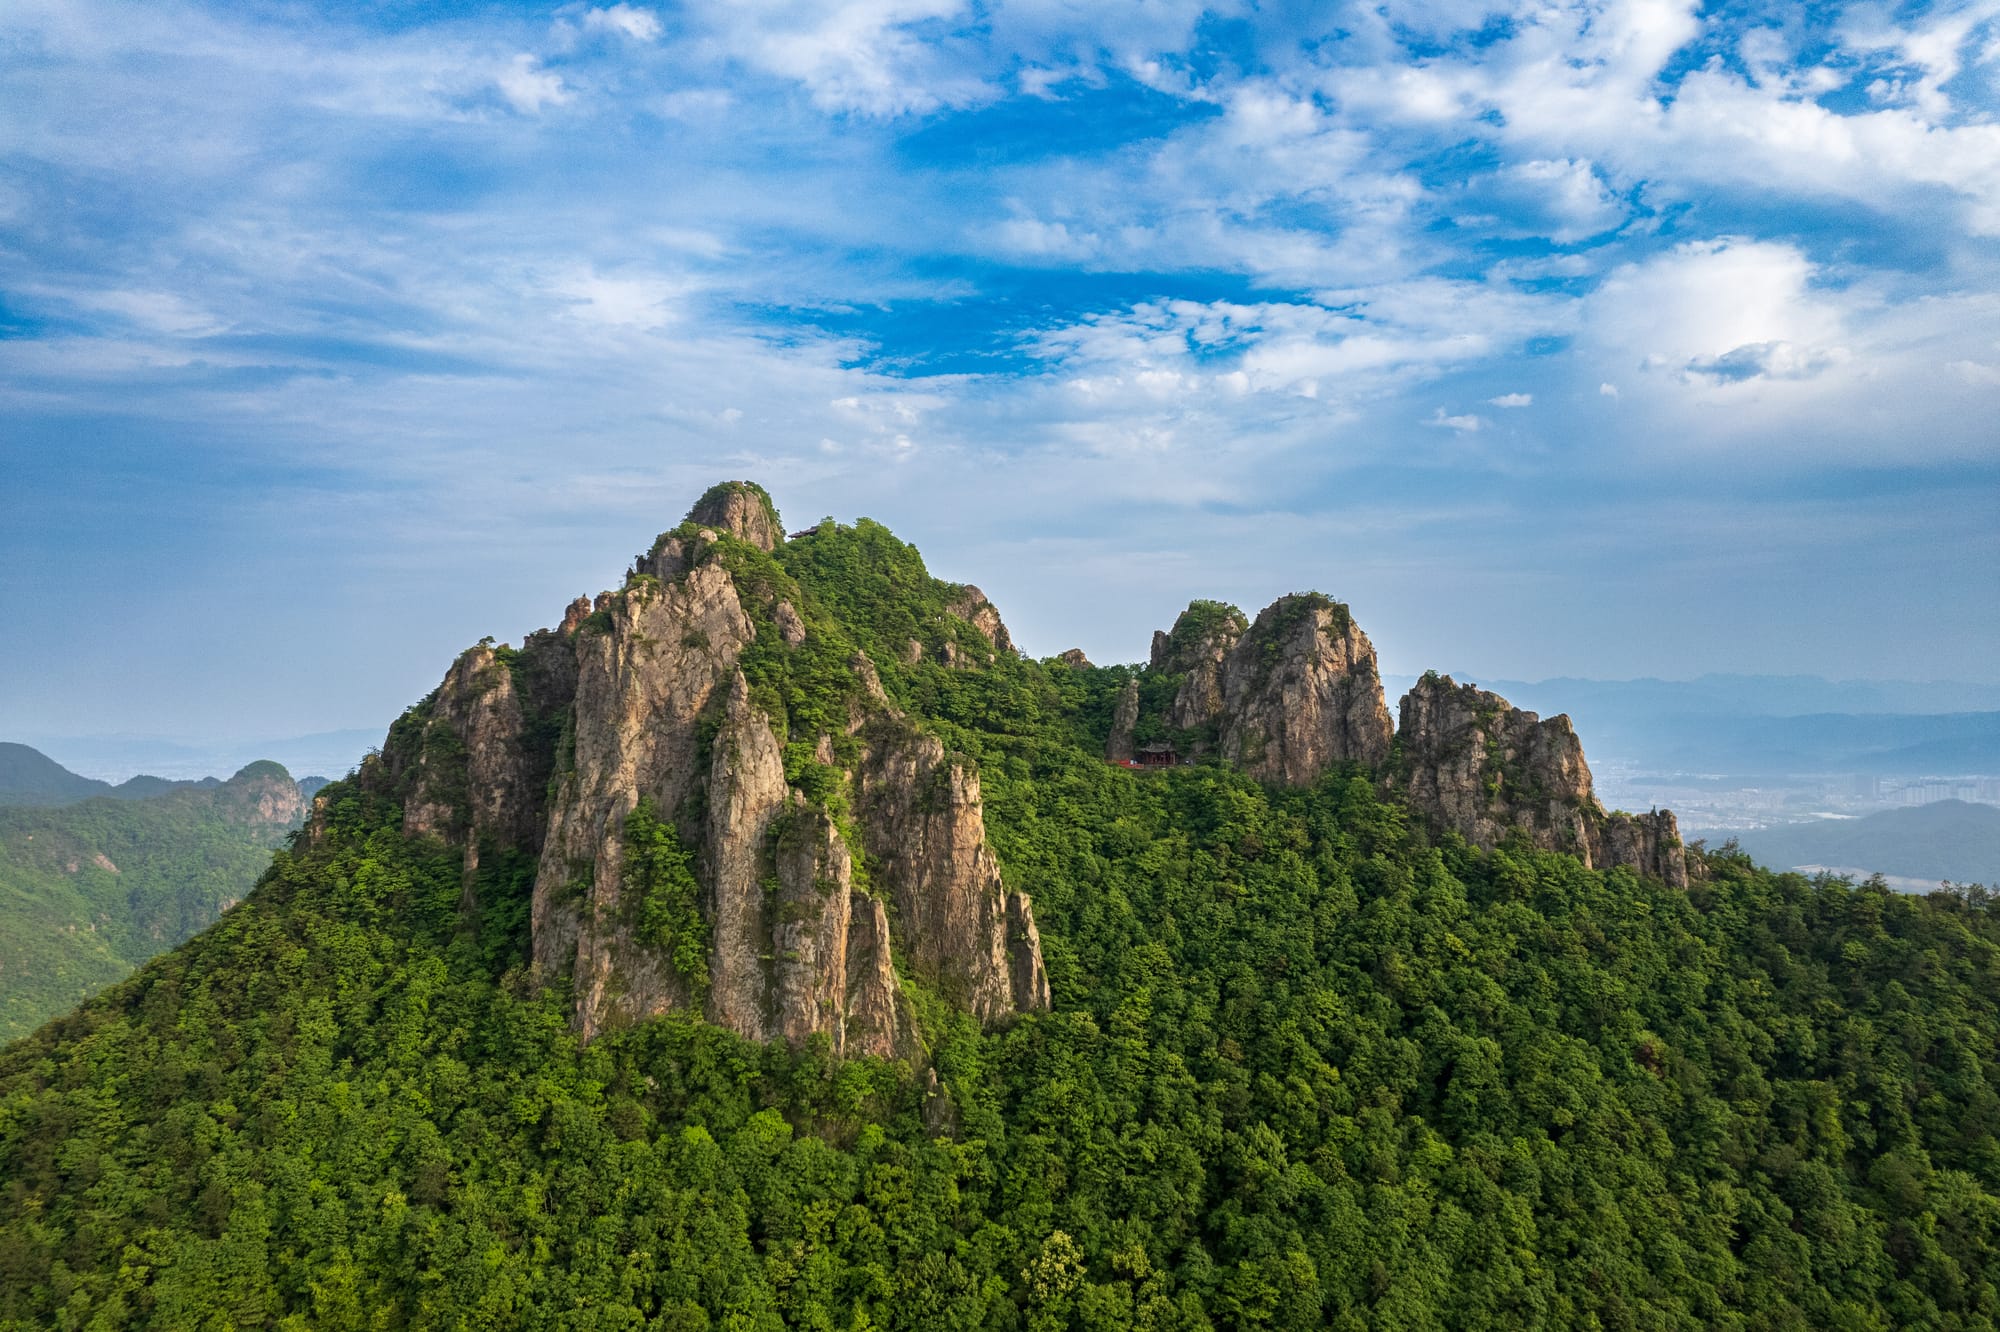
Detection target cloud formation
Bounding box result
[1,0,1997,739]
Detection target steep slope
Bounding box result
[2,481,1994,1331]
[0,762,305,1038]
[1394,673,1689,888]
[341,483,1048,1052]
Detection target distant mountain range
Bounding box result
[0,753,306,1039]
[1723,800,2000,889]
[8,728,377,787]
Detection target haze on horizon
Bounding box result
[3,0,1997,746]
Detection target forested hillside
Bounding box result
[0,763,305,1040]
[2,490,1996,1330]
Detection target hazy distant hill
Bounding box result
[0,762,304,1039]
[0,742,124,805]
[13,728,379,786]
[1728,800,2000,887]
[0,742,225,807]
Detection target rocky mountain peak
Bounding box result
[685,480,781,552]
[216,760,307,827]
[1150,599,1246,674]
[338,480,1048,1054]
[1394,673,1686,888]
[1218,593,1394,784]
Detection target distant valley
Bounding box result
[0,747,313,1040]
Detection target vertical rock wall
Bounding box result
[1394,673,1688,889]
[1218,595,1395,784]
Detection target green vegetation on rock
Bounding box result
[2,508,1998,1330]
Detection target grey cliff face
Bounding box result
[1106,678,1140,763]
[1394,673,1687,888]
[700,670,791,1044]
[1217,595,1395,785]
[856,721,1050,1023]
[686,481,781,552]
[364,485,1049,1053]
[536,560,759,1040]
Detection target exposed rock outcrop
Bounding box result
[400,645,532,845]
[1057,648,1093,668]
[1152,601,1247,732]
[1599,809,1689,891]
[947,585,1014,656]
[1133,595,1392,785]
[702,671,791,1042]
[687,481,781,552]
[1395,673,1687,888]
[532,559,760,1038]
[329,484,1052,1054]
[1217,594,1394,785]
[214,761,307,829]
[1106,678,1139,762]
[857,721,1050,1023]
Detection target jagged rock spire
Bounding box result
[686,480,780,552]
[359,479,1048,1053]
[1394,673,1688,888]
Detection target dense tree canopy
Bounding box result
[2,524,1997,1329]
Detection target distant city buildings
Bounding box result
[1593,762,2000,835]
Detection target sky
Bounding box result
[2,0,1998,754]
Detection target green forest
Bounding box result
[2,516,1998,1330]
[0,765,302,1041]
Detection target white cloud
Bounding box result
[689,0,984,116]
[1489,392,1533,407]
[497,54,570,113]
[583,5,662,42]
[543,269,686,329]
[1425,407,1485,431]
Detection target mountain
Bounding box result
[0,761,306,1039]
[0,742,119,805]
[2,481,1996,1329]
[0,742,233,807]
[12,729,380,788]
[1727,800,2000,888]
[1397,677,2000,775]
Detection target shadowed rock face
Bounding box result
[340,482,1046,1053]
[857,721,1050,1023]
[1153,602,1247,732]
[1395,674,1688,888]
[386,635,576,907]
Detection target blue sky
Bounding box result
[3,0,1998,748]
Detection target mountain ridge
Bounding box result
[328,481,1689,1049]
[4,480,1996,1330]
